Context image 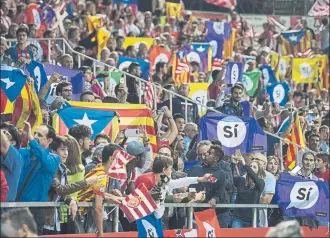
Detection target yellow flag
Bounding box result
[278,56,290,80]
[292,58,318,83]
[97,28,110,59]
[223,29,236,59]
[188,83,210,116]
[270,51,279,70]
[166,2,181,18]
[315,54,329,90]
[87,15,103,33]
[122,37,154,50]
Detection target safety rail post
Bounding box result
[78,54,81,68]
[279,140,284,172]
[187,207,193,229]
[113,206,119,232]
[138,80,142,104]
[252,208,257,228]
[63,40,66,55]
[169,95,173,114]
[47,39,51,63]
[185,99,188,122]
[93,61,96,76]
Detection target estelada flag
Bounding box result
[194,209,222,237]
[52,102,157,154]
[149,46,172,70]
[87,15,104,33]
[172,53,190,85]
[119,184,159,223]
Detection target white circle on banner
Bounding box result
[279,58,287,76]
[217,116,247,147]
[191,90,207,115]
[118,61,132,71]
[213,22,224,35]
[242,75,253,91]
[209,40,218,57]
[231,63,239,84]
[262,68,270,85]
[32,9,41,29]
[299,62,312,79]
[287,181,319,209]
[186,51,201,64]
[273,84,285,104]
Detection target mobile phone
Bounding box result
[124,129,140,138]
[189,188,197,193]
[157,109,164,114]
[120,75,126,85]
[291,166,301,175]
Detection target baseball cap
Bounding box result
[126,141,146,156]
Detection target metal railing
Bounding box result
[6,38,317,166]
[1,202,279,231]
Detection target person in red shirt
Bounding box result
[1,170,9,202]
[315,152,330,182]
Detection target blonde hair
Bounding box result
[64,135,83,174]
[250,161,266,180]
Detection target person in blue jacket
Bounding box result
[17,121,60,235]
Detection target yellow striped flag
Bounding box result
[223,28,236,59]
[96,27,111,59]
[281,30,312,56]
[172,53,190,85]
[52,102,157,154]
[87,15,104,33]
[278,56,291,81]
[315,54,329,90]
[286,113,306,169]
[292,58,318,83]
[122,37,154,50]
[166,2,181,18]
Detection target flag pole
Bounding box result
[107,205,119,216]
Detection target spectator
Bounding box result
[183,122,198,156]
[170,133,185,170]
[152,61,168,85]
[0,36,12,65]
[126,62,141,104]
[314,152,330,182]
[173,113,185,133]
[1,208,38,237]
[297,152,318,180]
[115,83,129,104]
[94,133,111,146]
[266,156,281,180]
[85,143,108,174]
[0,127,22,202]
[68,124,92,166]
[231,156,265,228]
[80,91,95,102]
[178,84,199,123]
[17,122,59,235]
[218,83,244,116]
[58,54,74,69]
[56,81,73,101]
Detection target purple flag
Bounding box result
[199,112,267,155]
[276,174,329,222]
[205,21,231,60]
[44,64,84,104]
[179,43,212,72]
[224,62,244,85]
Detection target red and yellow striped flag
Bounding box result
[172,53,190,85]
[52,102,157,154]
[281,30,312,56]
[286,113,306,169]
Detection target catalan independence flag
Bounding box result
[281,30,312,56]
[53,102,157,154]
[172,53,190,85]
[286,112,306,169]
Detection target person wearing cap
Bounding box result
[218,83,244,116]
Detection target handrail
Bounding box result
[1,202,279,229]
[5,38,317,158]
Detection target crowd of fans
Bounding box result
[0,0,329,237]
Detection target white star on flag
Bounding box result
[73,113,97,133]
[289,34,298,42]
[1,78,15,89]
[196,46,206,52]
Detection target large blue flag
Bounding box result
[0,65,27,102]
[57,102,116,140]
[137,214,164,238]
[281,30,306,46]
[266,82,290,107]
[199,112,267,154]
[205,21,231,59]
[44,64,84,104]
[118,56,150,80]
[27,60,48,94]
[276,173,329,222]
[225,62,244,85]
[259,64,278,86]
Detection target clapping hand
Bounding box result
[19,121,33,141]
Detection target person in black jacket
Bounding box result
[188,144,230,227]
[231,156,265,228]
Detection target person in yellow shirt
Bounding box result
[78,143,125,237]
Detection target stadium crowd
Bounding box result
[0,0,329,237]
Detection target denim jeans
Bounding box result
[217,211,231,228]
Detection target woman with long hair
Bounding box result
[63,135,85,200]
[231,157,265,228]
[266,156,281,180]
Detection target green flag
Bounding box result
[242,71,261,97]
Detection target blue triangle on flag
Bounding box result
[282,30,306,46]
